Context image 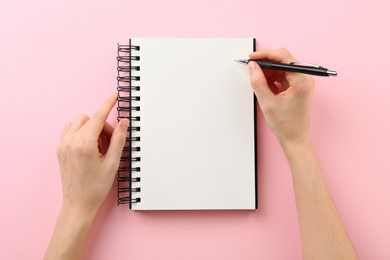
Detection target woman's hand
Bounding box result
[57,93,128,215]
[248,48,315,148]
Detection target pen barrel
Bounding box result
[253,60,331,77]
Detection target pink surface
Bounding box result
[0,0,389,259]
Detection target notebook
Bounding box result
[116,38,257,210]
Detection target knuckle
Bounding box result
[79,142,94,155]
[279,48,290,55]
[294,75,315,95]
[61,123,71,136]
[78,113,89,121]
[278,48,294,60]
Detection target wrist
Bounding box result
[279,135,313,160]
[46,200,97,260]
[60,201,98,225]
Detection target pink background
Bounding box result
[0,0,389,259]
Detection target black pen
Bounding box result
[235,59,337,77]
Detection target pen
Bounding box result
[235,59,338,77]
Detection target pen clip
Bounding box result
[289,61,327,69]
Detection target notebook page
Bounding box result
[132,38,255,210]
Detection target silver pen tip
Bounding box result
[234,59,249,64]
[327,70,338,76]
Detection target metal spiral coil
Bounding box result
[117,42,141,207]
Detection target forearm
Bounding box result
[282,140,357,260]
[44,204,97,260]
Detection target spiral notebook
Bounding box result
[116,38,257,210]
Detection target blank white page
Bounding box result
[130,38,256,210]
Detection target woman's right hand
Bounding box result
[248,48,315,148]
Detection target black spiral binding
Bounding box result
[117,40,141,207]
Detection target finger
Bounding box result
[61,123,72,139]
[248,61,274,103]
[104,119,129,171]
[67,114,89,135]
[249,48,297,63]
[98,132,110,156]
[83,93,117,138]
[102,121,114,138]
[98,122,115,155]
[250,48,310,92]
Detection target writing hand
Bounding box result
[248,48,314,148]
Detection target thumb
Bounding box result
[105,119,129,171]
[248,61,274,103]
